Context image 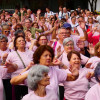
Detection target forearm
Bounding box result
[10,73,28,85]
[83,29,88,40]
[66,73,78,81]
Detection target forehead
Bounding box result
[40,36,46,39]
[0,38,6,41]
[60,28,67,32]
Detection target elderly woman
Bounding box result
[58,37,89,68]
[0,34,12,100]
[6,35,33,100]
[63,50,94,100]
[22,64,57,100]
[10,45,79,100]
[85,62,100,100]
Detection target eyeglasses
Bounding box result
[0,40,6,43]
[65,43,74,46]
[39,39,47,41]
[4,30,10,33]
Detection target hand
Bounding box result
[87,43,95,55]
[37,9,41,15]
[71,67,79,77]
[52,59,62,66]
[27,61,34,69]
[86,72,94,79]
[2,53,8,62]
[20,9,24,14]
[4,62,18,73]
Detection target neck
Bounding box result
[58,39,63,44]
[34,85,46,97]
[18,47,25,52]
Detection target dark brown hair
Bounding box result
[36,34,48,47]
[14,36,26,51]
[67,50,81,61]
[33,45,54,64]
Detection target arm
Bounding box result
[66,68,79,81]
[10,73,28,85]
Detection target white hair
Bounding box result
[27,64,49,90]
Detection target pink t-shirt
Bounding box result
[6,50,33,78]
[22,89,58,100]
[0,66,7,100]
[86,56,100,87]
[63,67,93,100]
[21,65,68,99]
[85,83,100,100]
[59,51,89,68]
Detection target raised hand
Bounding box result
[87,43,95,55]
[4,62,18,73]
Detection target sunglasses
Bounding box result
[4,30,10,33]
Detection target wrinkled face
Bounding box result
[2,29,10,36]
[38,36,47,46]
[39,50,52,66]
[58,29,70,40]
[70,53,81,69]
[38,72,50,86]
[16,37,25,49]
[64,41,74,53]
[0,38,7,48]
[25,19,31,28]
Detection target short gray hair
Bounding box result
[27,64,49,91]
[0,34,8,42]
[57,27,67,34]
[94,62,100,83]
[63,37,74,46]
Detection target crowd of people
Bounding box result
[0,5,100,100]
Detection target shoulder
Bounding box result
[22,91,34,100]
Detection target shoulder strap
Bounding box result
[16,51,26,68]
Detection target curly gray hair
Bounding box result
[27,64,49,91]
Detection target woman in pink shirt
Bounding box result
[85,62,100,100]
[63,50,94,100]
[22,64,57,100]
[6,35,33,100]
[58,37,89,68]
[10,45,79,100]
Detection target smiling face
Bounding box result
[39,50,52,66]
[38,36,47,46]
[70,53,81,69]
[64,41,74,53]
[38,72,50,86]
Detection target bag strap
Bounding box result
[16,51,26,68]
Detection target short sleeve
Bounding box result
[54,68,68,83]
